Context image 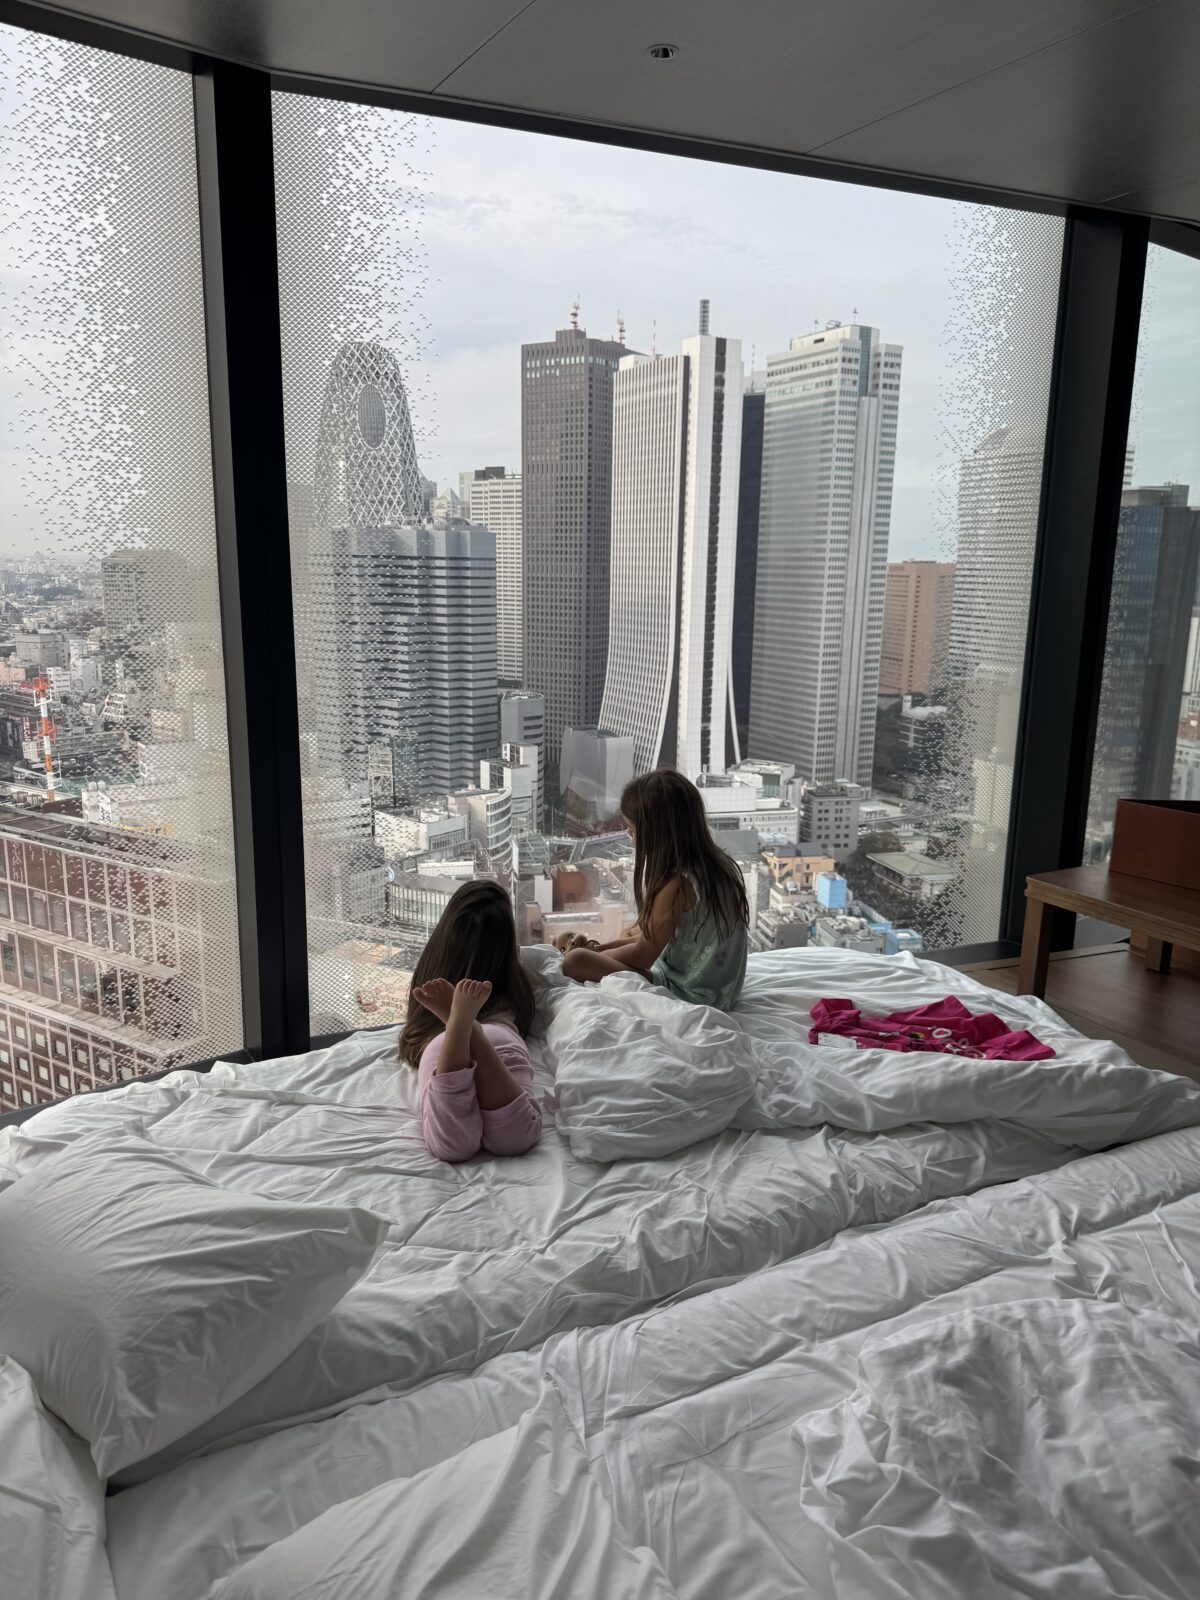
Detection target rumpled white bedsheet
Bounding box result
[792,1299,1200,1598]
[105,1122,1200,1600]
[4,946,1198,1491]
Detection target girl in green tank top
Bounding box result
[560,770,749,1012]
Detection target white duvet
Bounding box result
[5,946,1200,1599]
[105,1123,1200,1600]
[3,947,1199,1492]
[793,1300,1200,1599]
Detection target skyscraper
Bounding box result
[318,522,498,797]
[748,322,902,784]
[305,339,498,794]
[521,319,629,774]
[880,560,956,696]
[1089,484,1200,830]
[466,467,523,683]
[599,301,743,777]
[949,424,1045,697]
[732,371,765,754]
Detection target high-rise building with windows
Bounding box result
[0,810,239,1115]
[880,560,956,696]
[466,467,523,683]
[101,549,190,632]
[599,302,743,778]
[304,339,497,793]
[521,321,629,774]
[748,322,902,785]
[1089,484,1200,829]
[732,371,766,754]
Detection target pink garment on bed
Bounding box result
[809,995,1054,1061]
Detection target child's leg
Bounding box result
[414,980,488,1162]
[478,1034,541,1157]
[562,947,652,983]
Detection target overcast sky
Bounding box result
[414,117,1001,563]
[1,35,1198,567]
[411,117,1199,564]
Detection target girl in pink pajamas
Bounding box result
[398,881,541,1163]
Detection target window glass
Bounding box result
[0,25,244,1112]
[1087,245,1200,859]
[273,96,1063,1026]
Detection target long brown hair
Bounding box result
[620,769,749,940]
[398,880,534,1068]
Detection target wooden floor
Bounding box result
[962,943,1200,1083]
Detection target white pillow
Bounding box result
[208,1386,679,1599]
[546,978,754,1159]
[0,1356,116,1600]
[0,1132,388,1478]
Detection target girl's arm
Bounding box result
[609,878,693,972]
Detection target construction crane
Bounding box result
[30,675,58,803]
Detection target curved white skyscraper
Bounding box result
[600,304,743,778]
[302,340,497,795]
[314,340,424,530]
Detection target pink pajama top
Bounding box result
[417,1018,542,1163]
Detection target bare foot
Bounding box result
[412,978,455,1024]
[450,977,492,1024]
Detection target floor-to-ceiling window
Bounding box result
[0,26,243,1112]
[1087,243,1200,862]
[272,94,1064,1033]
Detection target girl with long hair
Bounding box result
[561,769,749,1010]
[399,880,541,1163]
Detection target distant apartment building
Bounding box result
[480,743,540,836]
[500,691,545,827]
[732,371,766,754]
[466,467,523,683]
[449,784,513,880]
[101,549,190,633]
[374,806,468,860]
[799,780,865,860]
[0,810,239,1115]
[749,322,902,785]
[880,560,955,696]
[1089,485,1200,829]
[600,301,743,778]
[521,320,629,772]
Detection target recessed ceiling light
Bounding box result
[647,43,679,60]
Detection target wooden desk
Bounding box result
[1018,866,1200,998]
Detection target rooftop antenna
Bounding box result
[570,296,580,332]
[651,318,657,358]
[617,307,625,345]
[852,305,859,320]
[698,297,710,336]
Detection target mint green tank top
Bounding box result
[650,874,748,1012]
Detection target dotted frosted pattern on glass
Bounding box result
[0,26,242,1113]
[273,93,484,1035]
[893,206,1064,949]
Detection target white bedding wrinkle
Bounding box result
[0,1357,116,1600]
[793,1301,1200,1599]
[1,947,1193,1484]
[105,1124,1200,1600]
[206,1386,679,1600]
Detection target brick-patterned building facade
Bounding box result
[0,811,239,1114]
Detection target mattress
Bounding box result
[4,945,1197,1596]
[106,1122,1200,1599]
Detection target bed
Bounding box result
[3,945,1199,1598]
